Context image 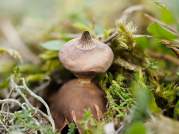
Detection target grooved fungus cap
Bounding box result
[59,31,114,74]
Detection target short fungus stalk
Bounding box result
[49,31,114,133]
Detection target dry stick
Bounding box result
[144,13,179,57]
[34,77,51,94]
[104,31,119,44]
[114,57,141,71]
[147,50,179,65]
[16,88,55,132]
[21,78,55,132]
[161,40,179,58]
[10,77,55,132]
[0,111,14,116]
[0,99,25,110]
[133,34,152,38]
[115,123,124,134]
[104,5,150,45]
[0,110,14,129]
[0,99,20,132]
[0,19,40,64]
[31,117,41,134]
[104,32,152,45]
[11,79,45,133]
[0,118,8,132]
[11,82,34,110]
[120,4,146,21]
[0,99,26,132]
[144,14,179,34]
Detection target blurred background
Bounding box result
[0,0,178,53]
[0,0,179,133]
[0,0,179,95]
[0,0,179,91]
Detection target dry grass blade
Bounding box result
[161,39,179,58]
[114,57,141,71]
[144,13,178,34]
[147,50,179,65]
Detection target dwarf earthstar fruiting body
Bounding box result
[50,31,114,133]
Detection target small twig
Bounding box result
[114,57,141,71]
[104,31,119,44]
[0,116,8,131]
[10,80,33,110]
[133,34,152,38]
[161,39,179,58]
[9,76,56,132]
[21,78,55,132]
[115,123,124,134]
[31,117,43,134]
[144,13,178,34]
[0,111,14,116]
[34,78,51,93]
[17,84,55,131]
[0,99,25,110]
[120,5,146,21]
[147,50,179,65]
[105,5,149,45]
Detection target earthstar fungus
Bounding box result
[50,31,114,133]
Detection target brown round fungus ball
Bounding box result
[59,31,114,76]
[49,79,106,132]
[51,31,114,133]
